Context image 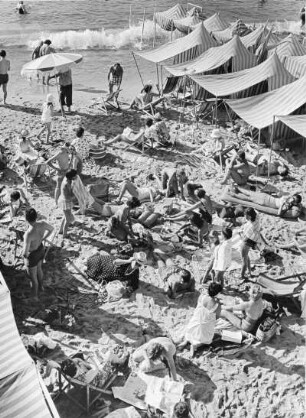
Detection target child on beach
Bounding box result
[38,94,54,143]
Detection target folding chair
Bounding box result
[100,89,122,115]
[142,97,166,116]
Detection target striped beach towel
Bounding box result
[72,175,94,213]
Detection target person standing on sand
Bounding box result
[58,169,77,245]
[46,144,71,206]
[32,41,43,60]
[50,69,73,115]
[23,208,54,301]
[0,50,10,105]
[108,63,123,95]
[39,40,55,85]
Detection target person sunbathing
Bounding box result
[130,83,159,110]
[158,258,195,299]
[220,284,265,333]
[248,154,289,178]
[116,173,163,204]
[231,187,302,218]
[103,126,144,148]
[178,282,223,356]
[176,212,209,247]
[132,336,178,381]
[221,150,250,185]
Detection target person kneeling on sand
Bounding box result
[132,336,178,381]
[106,197,141,241]
[178,282,223,356]
[23,208,54,301]
[221,150,250,185]
[220,284,265,333]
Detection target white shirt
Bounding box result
[41,103,53,123]
[213,240,232,272]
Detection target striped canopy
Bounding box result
[276,115,306,138]
[165,35,257,76]
[285,55,306,78]
[203,13,229,32]
[173,14,202,34]
[154,4,186,31]
[270,34,306,60]
[225,75,306,129]
[135,23,217,64]
[213,20,251,43]
[0,273,59,418]
[190,53,296,97]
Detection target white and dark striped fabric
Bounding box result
[136,23,217,64]
[165,35,257,76]
[284,55,306,78]
[204,13,229,32]
[269,33,306,61]
[190,53,296,97]
[276,115,306,138]
[0,274,58,418]
[173,14,202,34]
[154,4,186,31]
[225,75,306,129]
[213,19,251,44]
[241,25,265,51]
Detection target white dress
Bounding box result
[185,296,219,345]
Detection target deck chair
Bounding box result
[100,89,122,115]
[142,97,166,116]
[162,76,179,95]
[123,131,150,153]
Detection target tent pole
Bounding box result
[160,65,164,96]
[156,63,160,95]
[268,115,276,180]
[215,96,218,126]
[132,52,145,87]
[55,75,65,118]
[255,129,261,188]
[141,8,146,46]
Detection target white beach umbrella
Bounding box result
[21,53,83,77]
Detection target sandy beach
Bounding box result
[0,85,305,418]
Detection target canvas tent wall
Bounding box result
[165,35,257,76]
[0,272,59,418]
[189,53,296,98]
[173,14,202,34]
[135,22,217,65]
[284,55,306,78]
[154,4,186,31]
[225,75,306,141]
[269,33,306,61]
[212,20,251,44]
[203,13,229,32]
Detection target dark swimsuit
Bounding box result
[24,244,45,268]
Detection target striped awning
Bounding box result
[154,4,186,31]
[270,33,306,60]
[173,14,202,34]
[165,35,257,76]
[276,115,306,138]
[225,75,306,129]
[213,19,251,43]
[190,53,296,96]
[135,23,217,64]
[0,274,59,418]
[240,25,265,50]
[203,13,229,32]
[284,55,306,78]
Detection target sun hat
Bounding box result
[46,93,55,103]
[211,128,222,139]
[131,252,147,268]
[21,129,29,137]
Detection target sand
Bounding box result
[0,88,305,418]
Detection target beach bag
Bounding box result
[88,178,110,201]
[256,315,278,342]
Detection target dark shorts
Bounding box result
[24,243,45,268]
[243,238,257,250]
[0,74,9,86]
[60,84,72,107]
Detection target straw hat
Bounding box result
[21,129,29,137]
[46,93,55,104]
[211,128,222,139]
[131,252,147,268]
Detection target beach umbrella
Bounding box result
[21,53,83,77]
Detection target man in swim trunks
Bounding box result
[108,63,123,95]
[221,150,250,186]
[0,50,10,105]
[23,208,54,301]
[46,144,71,206]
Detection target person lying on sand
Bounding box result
[221,284,265,333]
[106,197,141,241]
[132,336,178,381]
[221,150,250,186]
[46,143,71,206]
[178,283,223,356]
[202,227,233,287]
[157,258,195,299]
[231,186,303,218]
[116,173,163,204]
[103,126,145,148]
[23,208,54,301]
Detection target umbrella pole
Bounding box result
[132,52,145,88]
[268,116,276,180]
[55,76,65,118]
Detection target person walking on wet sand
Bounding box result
[108,63,123,95]
[23,208,54,301]
[0,50,10,105]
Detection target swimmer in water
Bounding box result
[15,1,28,15]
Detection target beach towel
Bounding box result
[72,175,94,213]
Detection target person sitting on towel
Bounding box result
[221,150,250,186]
[231,187,302,218]
[132,336,178,381]
[106,197,141,241]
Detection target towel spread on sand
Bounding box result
[72,175,94,213]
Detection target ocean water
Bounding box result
[0,0,304,101]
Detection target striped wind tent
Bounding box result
[204,13,229,32]
[213,20,251,43]
[276,115,306,138]
[154,4,186,31]
[189,53,296,97]
[284,55,306,78]
[135,23,217,64]
[165,35,257,76]
[173,14,202,34]
[0,273,59,418]
[240,25,266,50]
[270,34,306,61]
[225,75,306,130]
